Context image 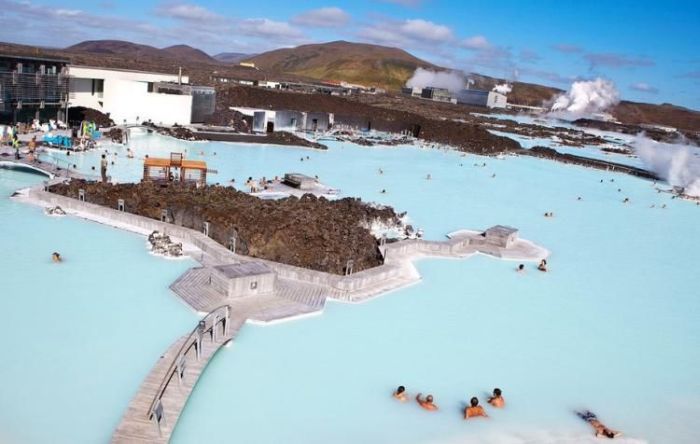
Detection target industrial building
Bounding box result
[236,107,334,133]
[455,89,507,109]
[69,66,214,125]
[420,87,452,102]
[0,54,70,124]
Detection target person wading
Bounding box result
[100,154,108,183]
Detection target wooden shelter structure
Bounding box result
[142,153,207,186]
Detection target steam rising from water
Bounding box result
[634,135,700,196]
[550,78,619,117]
[406,68,465,93]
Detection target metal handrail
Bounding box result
[146,304,230,422]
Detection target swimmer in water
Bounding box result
[393,386,407,402]
[464,397,488,419]
[52,252,62,263]
[426,174,432,180]
[416,393,438,411]
[538,259,548,272]
[488,388,505,408]
[381,189,386,194]
[576,410,621,439]
[623,198,630,203]
[517,264,525,273]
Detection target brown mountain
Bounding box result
[162,45,215,63]
[245,40,438,90]
[67,40,216,64]
[67,40,164,58]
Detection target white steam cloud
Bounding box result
[550,78,620,116]
[634,135,700,197]
[406,68,465,93]
[493,83,512,94]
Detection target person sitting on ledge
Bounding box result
[52,252,62,263]
[538,259,548,272]
[488,388,505,408]
[393,385,408,402]
[576,410,622,439]
[464,397,488,419]
[416,393,438,411]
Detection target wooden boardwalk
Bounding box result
[112,294,323,443]
[0,156,95,181]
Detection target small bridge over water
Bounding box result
[0,158,87,180]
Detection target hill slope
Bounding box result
[67,40,163,58]
[67,40,216,64]
[214,52,254,63]
[162,45,215,63]
[245,40,438,90]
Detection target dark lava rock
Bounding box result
[50,180,403,275]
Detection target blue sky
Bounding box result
[0,0,698,109]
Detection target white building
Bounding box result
[68,66,194,125]
[455,89,508,109]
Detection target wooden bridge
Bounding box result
[112,305,234,443]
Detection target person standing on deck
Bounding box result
[100,154,108,183]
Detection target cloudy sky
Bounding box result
[1,0,698,109]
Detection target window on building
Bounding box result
[91,79,104,97]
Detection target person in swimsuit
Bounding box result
[576,410,621,439]
[538,259,548,272]
[487,388,505,408]
[416,393,438,411]
[393,386,407,402]
[52,252,62,263]
[464,397,488,419]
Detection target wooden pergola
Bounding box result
[142,153,208,187]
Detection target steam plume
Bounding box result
[634,135,700,196]
[492,83,512,94]
[550,78,619,116]
[406,68,465,93]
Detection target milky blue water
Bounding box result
[16,130,700,443]
[0,169,197,444]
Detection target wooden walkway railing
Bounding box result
[112,304,233,443]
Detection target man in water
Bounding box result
[393,386,407,402]
[464,397,488,419]
[576,411,621,439]
[100,154,108,183]
[52,252,62,263]
[415,393,438,411]
[517,264,525,273]
[487,388,505,408]
[538,259,548,272]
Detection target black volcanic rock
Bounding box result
[49,180,403,274]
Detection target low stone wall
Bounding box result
[21,187,410,298]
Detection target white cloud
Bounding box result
[156,2,222,22]
[630,82,659,94]
[461,35,490,50]
[379,0,422,6]
[291,7,350,28]
[360,18,454,49]
[238,18,304,40]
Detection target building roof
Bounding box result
[144,157,207,170]
[485,225,518,237]
[0,53,70,64]
[69,64,184,78]
[214,262,273,278]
